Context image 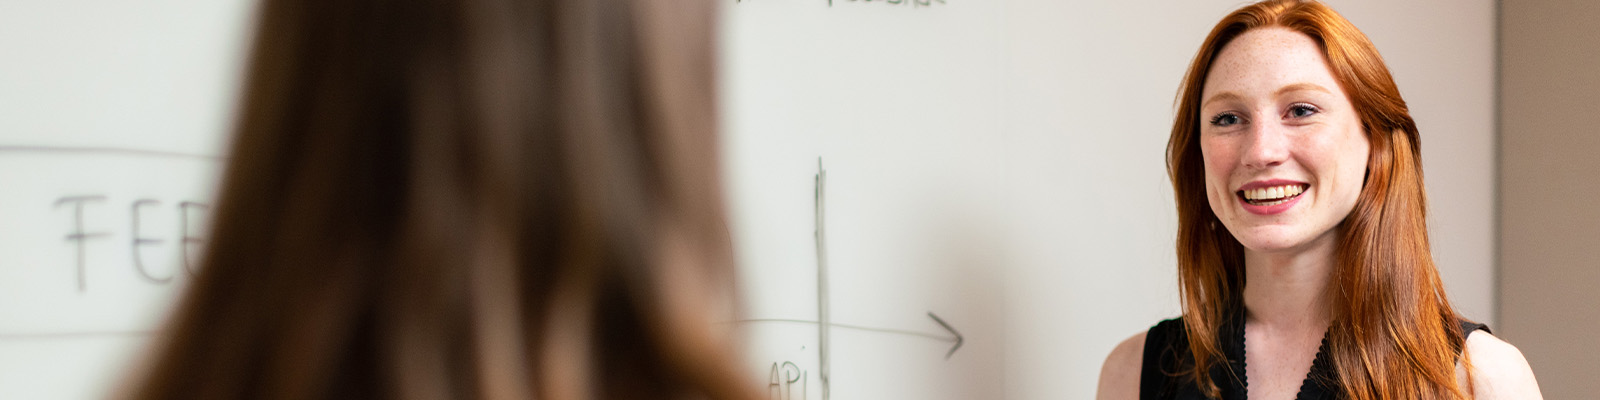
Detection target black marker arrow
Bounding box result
[734,312,965,360]
[927,312,963,360]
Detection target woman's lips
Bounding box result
[1235,182,1309,215]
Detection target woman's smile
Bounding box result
[1236,180,1310,215]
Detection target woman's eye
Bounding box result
[1209,113,1242,127]
[1287,104,1320,118]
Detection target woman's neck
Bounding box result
[1241,231,1337,331]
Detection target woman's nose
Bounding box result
[1241,121,1289,169]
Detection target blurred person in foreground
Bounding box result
[121,0,760,399]
[1097,1,1541,399]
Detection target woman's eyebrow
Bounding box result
[1276,82,1332,96]
[1202,83,1330,110]
[1201,91,1243,110]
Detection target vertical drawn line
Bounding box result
[814,158,830,400]
[179,202,210,275]
[56,196,110,292]
[131,199,172,284]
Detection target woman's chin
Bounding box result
[1231,227,1317,253]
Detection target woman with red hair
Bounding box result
[1097,1,1542,399]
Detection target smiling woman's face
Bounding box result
[1199,27,1370,253]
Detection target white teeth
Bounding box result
[1241,184,1306,201]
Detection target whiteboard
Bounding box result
[0,1,252,398]
[722,0,1009,398]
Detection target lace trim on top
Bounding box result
[1229,312,1334,400]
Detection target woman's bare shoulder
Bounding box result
[1460,331,1543,399]
[1096,331,1146,400]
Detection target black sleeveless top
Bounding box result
[1139,313,1489,400]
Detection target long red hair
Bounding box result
[1167,1,1470,399]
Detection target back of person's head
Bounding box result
[126,0,757,399]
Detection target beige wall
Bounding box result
[1500,0,1600,398]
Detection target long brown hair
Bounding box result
[126,0,758,399]
[1167,1,1470,399]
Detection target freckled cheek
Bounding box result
[1338,140,1372,202]
[1344,131,1372,174]
[1301,131,1370,204]
[1199,138,1237,212]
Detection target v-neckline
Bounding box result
[1228,312,1334,400]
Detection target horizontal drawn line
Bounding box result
[0,145,223,161]
[0,330,155,340]
[734,318,955,342]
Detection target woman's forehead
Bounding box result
[1202,27,1343,103]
